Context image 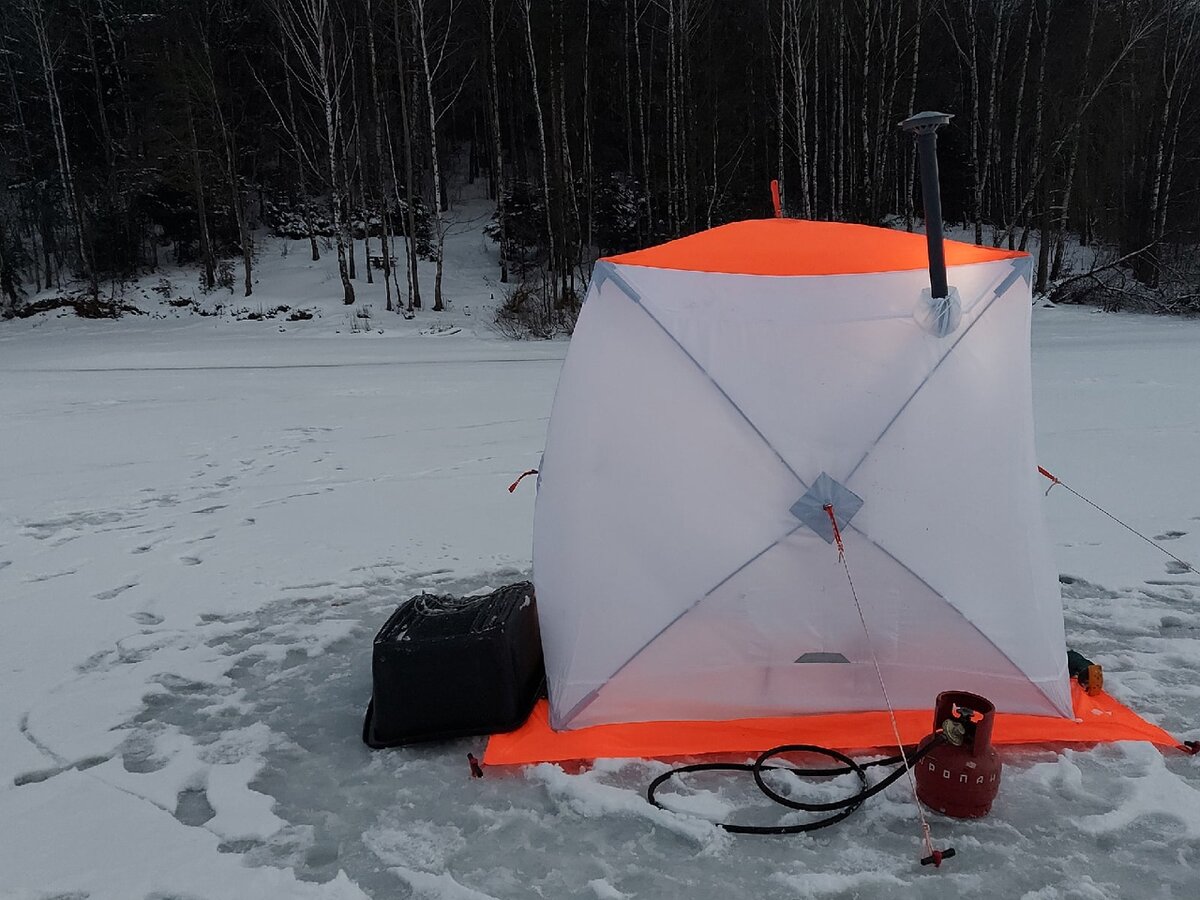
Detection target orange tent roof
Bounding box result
[604,218,1026,277]
[484,685,1180,766]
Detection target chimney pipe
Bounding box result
[900,111,953,300]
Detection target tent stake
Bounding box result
[900,111,953,300]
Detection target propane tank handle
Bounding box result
[932,691,996,757]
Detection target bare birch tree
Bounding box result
[391,0,422,311]
[485,0,508,283]
[24,0,96,298]
[411,0,466,312]
[275,0,356,304]
[522,0,556,313]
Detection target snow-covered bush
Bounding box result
[1052,242,1200,316]
[593,172,644,255]
[485,180,547,278]
[493,279,577,339]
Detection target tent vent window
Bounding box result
[795,652,851,664]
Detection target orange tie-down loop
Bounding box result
[823,503,845,558]
[1038,465,1061,494]
[508,469,539,493]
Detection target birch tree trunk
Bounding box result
[80,9,114,170]
[411,0,445,311]
[1050,0,1098,281]
[324,9,354,304]
[677,0,691,233]
[392,0,422,310]
[365,0,395,311]
[231,128,253,298]
[623,0,634,175]
[1144,0,1198,285]
[184,95,216,291]
[196,32,253,297]
[3,19,43,292]
[96,0,133,142]
[486,0,508,283]
[348,46,364,284]
[282,41,321,262]
[774,0,786,207]
[583,0,594,257]
[553,0,582,298]
[276,0,355,304]
[810,0,821,217]
[945,0,986,243]
[1007,0,1034,248]
[666,0,679,232]
[980,0,1010,246]
[27,0,96,297]
[1019,0,1052,253]
[834,0,845,217]
[859,0,875,219]
[633,0,651,242]
[874,0,902,221]
[786,0,812,218]
[904,0,923,230]
[522,0,557,313]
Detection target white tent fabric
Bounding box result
[533,239,1072,731]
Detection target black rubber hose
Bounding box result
[646,736,943,835]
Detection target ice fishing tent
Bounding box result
[532,219,1075,733]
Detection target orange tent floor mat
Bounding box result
[484,684,1180,766]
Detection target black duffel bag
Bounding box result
[363,581,544,747]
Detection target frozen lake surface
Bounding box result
[2,299,1200,900]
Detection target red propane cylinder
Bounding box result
[914,691,1002,818]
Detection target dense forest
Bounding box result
[1,0,1198,325]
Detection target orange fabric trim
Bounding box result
[603,218,1026,277]
[483,684,1178,766]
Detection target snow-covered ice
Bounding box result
[2,231,1200,898]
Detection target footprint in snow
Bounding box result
[95,583,138,601]
[25,570,76,583]
[23,510,125,540]
[180,556,202,566]
[174,787,216,827]
[140,493,179,508]
[1166,561,1193,575]
[13,757,109,787]
[1154,530,1186,540]
[130,611,164,626]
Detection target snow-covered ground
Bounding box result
[2,223,1199,899]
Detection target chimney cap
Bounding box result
[899,111,953,133]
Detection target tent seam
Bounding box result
[842,258,1028,485]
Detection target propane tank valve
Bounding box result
[940,718,967,746]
